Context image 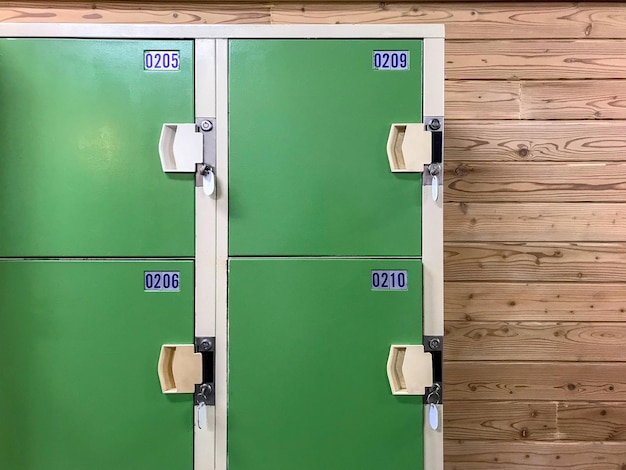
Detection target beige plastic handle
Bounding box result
[387,345,433,395]
[157,344,203,394]
[386,124,432,172]
[159,123,203,172]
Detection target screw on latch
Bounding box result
[198,338,214,352]
[200,120,213,132]
[428,119,441,131]
[428,163,442,177]
[429,338,441,350]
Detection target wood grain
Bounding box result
[445,242,626,282]
[446,40,626,80]
[445,441,626,469]
[445,362,626,401]
[447,80,626,121]
[1,2,626,43]
[446,81,520,120]
[271,3,626,40]
[445,162,626,203]
[445,401,557,440]
[445,202,626,242]
[445,322,626,361]
[559,402,626,441]
[0,3,271,23]
[445,282,626,322]
[522,80,626,120]
[445,120,626,163]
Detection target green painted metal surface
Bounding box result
[0,260,194,470]
[0,39,195,257]
[228,258,424,470]
[229,39,423,257]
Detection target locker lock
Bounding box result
[159,118,217,196]
[157,337,216,406]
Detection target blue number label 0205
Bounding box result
[144,51,180,71]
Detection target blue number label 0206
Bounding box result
[145,272,180,292]
[373,51,409,71]
[371,270,408,290]
[144,51,180,71]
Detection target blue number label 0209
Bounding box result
[373,51,409,71]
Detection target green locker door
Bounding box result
[0,260,194,469]
[0,39,195,257]
[229,39,423,257]
[228,259,423,469]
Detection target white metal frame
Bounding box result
[215,38,229,470]
[193,38,218,470]
[0,23,444,39]
[422,36,445,470]
[0,23,444,470]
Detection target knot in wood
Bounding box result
[454,164,470,177]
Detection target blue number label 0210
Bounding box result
[371,270,408,290]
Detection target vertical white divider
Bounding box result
[423,34,445,470]
[214,38,229,470]
[194,38,217,470]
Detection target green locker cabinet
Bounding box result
[226,39,437,470]
[0,25,444,470]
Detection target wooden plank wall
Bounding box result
[7,1,626,468]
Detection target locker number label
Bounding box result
[144,51,180,71]
[144,271,180,292]
[372,270,408,290]
[372,51,409,70]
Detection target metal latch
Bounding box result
[158,118,216,195]
[194,336,216,406]
[385,118,443,173]
[195,118,217,196]
[423,117,444,201]
[424,335,443,405]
